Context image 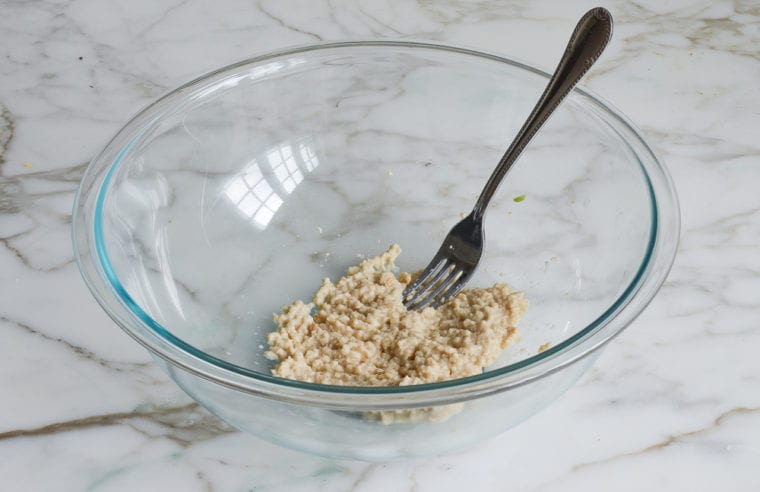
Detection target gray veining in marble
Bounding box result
[1,0,759,490]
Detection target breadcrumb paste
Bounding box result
[265,244,528,389]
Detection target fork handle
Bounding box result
[471,7,613,220]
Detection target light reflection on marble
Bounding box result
[1,0,759,490]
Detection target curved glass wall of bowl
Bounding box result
[97,44,656,378]
[74,42,679,459]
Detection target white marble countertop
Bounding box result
[2,0,759,490]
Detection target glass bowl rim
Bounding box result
[72,40,680,407]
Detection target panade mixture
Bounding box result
[265,244,528,388]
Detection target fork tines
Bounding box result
[402,258,465,310]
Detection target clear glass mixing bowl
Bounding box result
[72,41,679,460]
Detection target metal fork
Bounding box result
[402,7,613,310]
